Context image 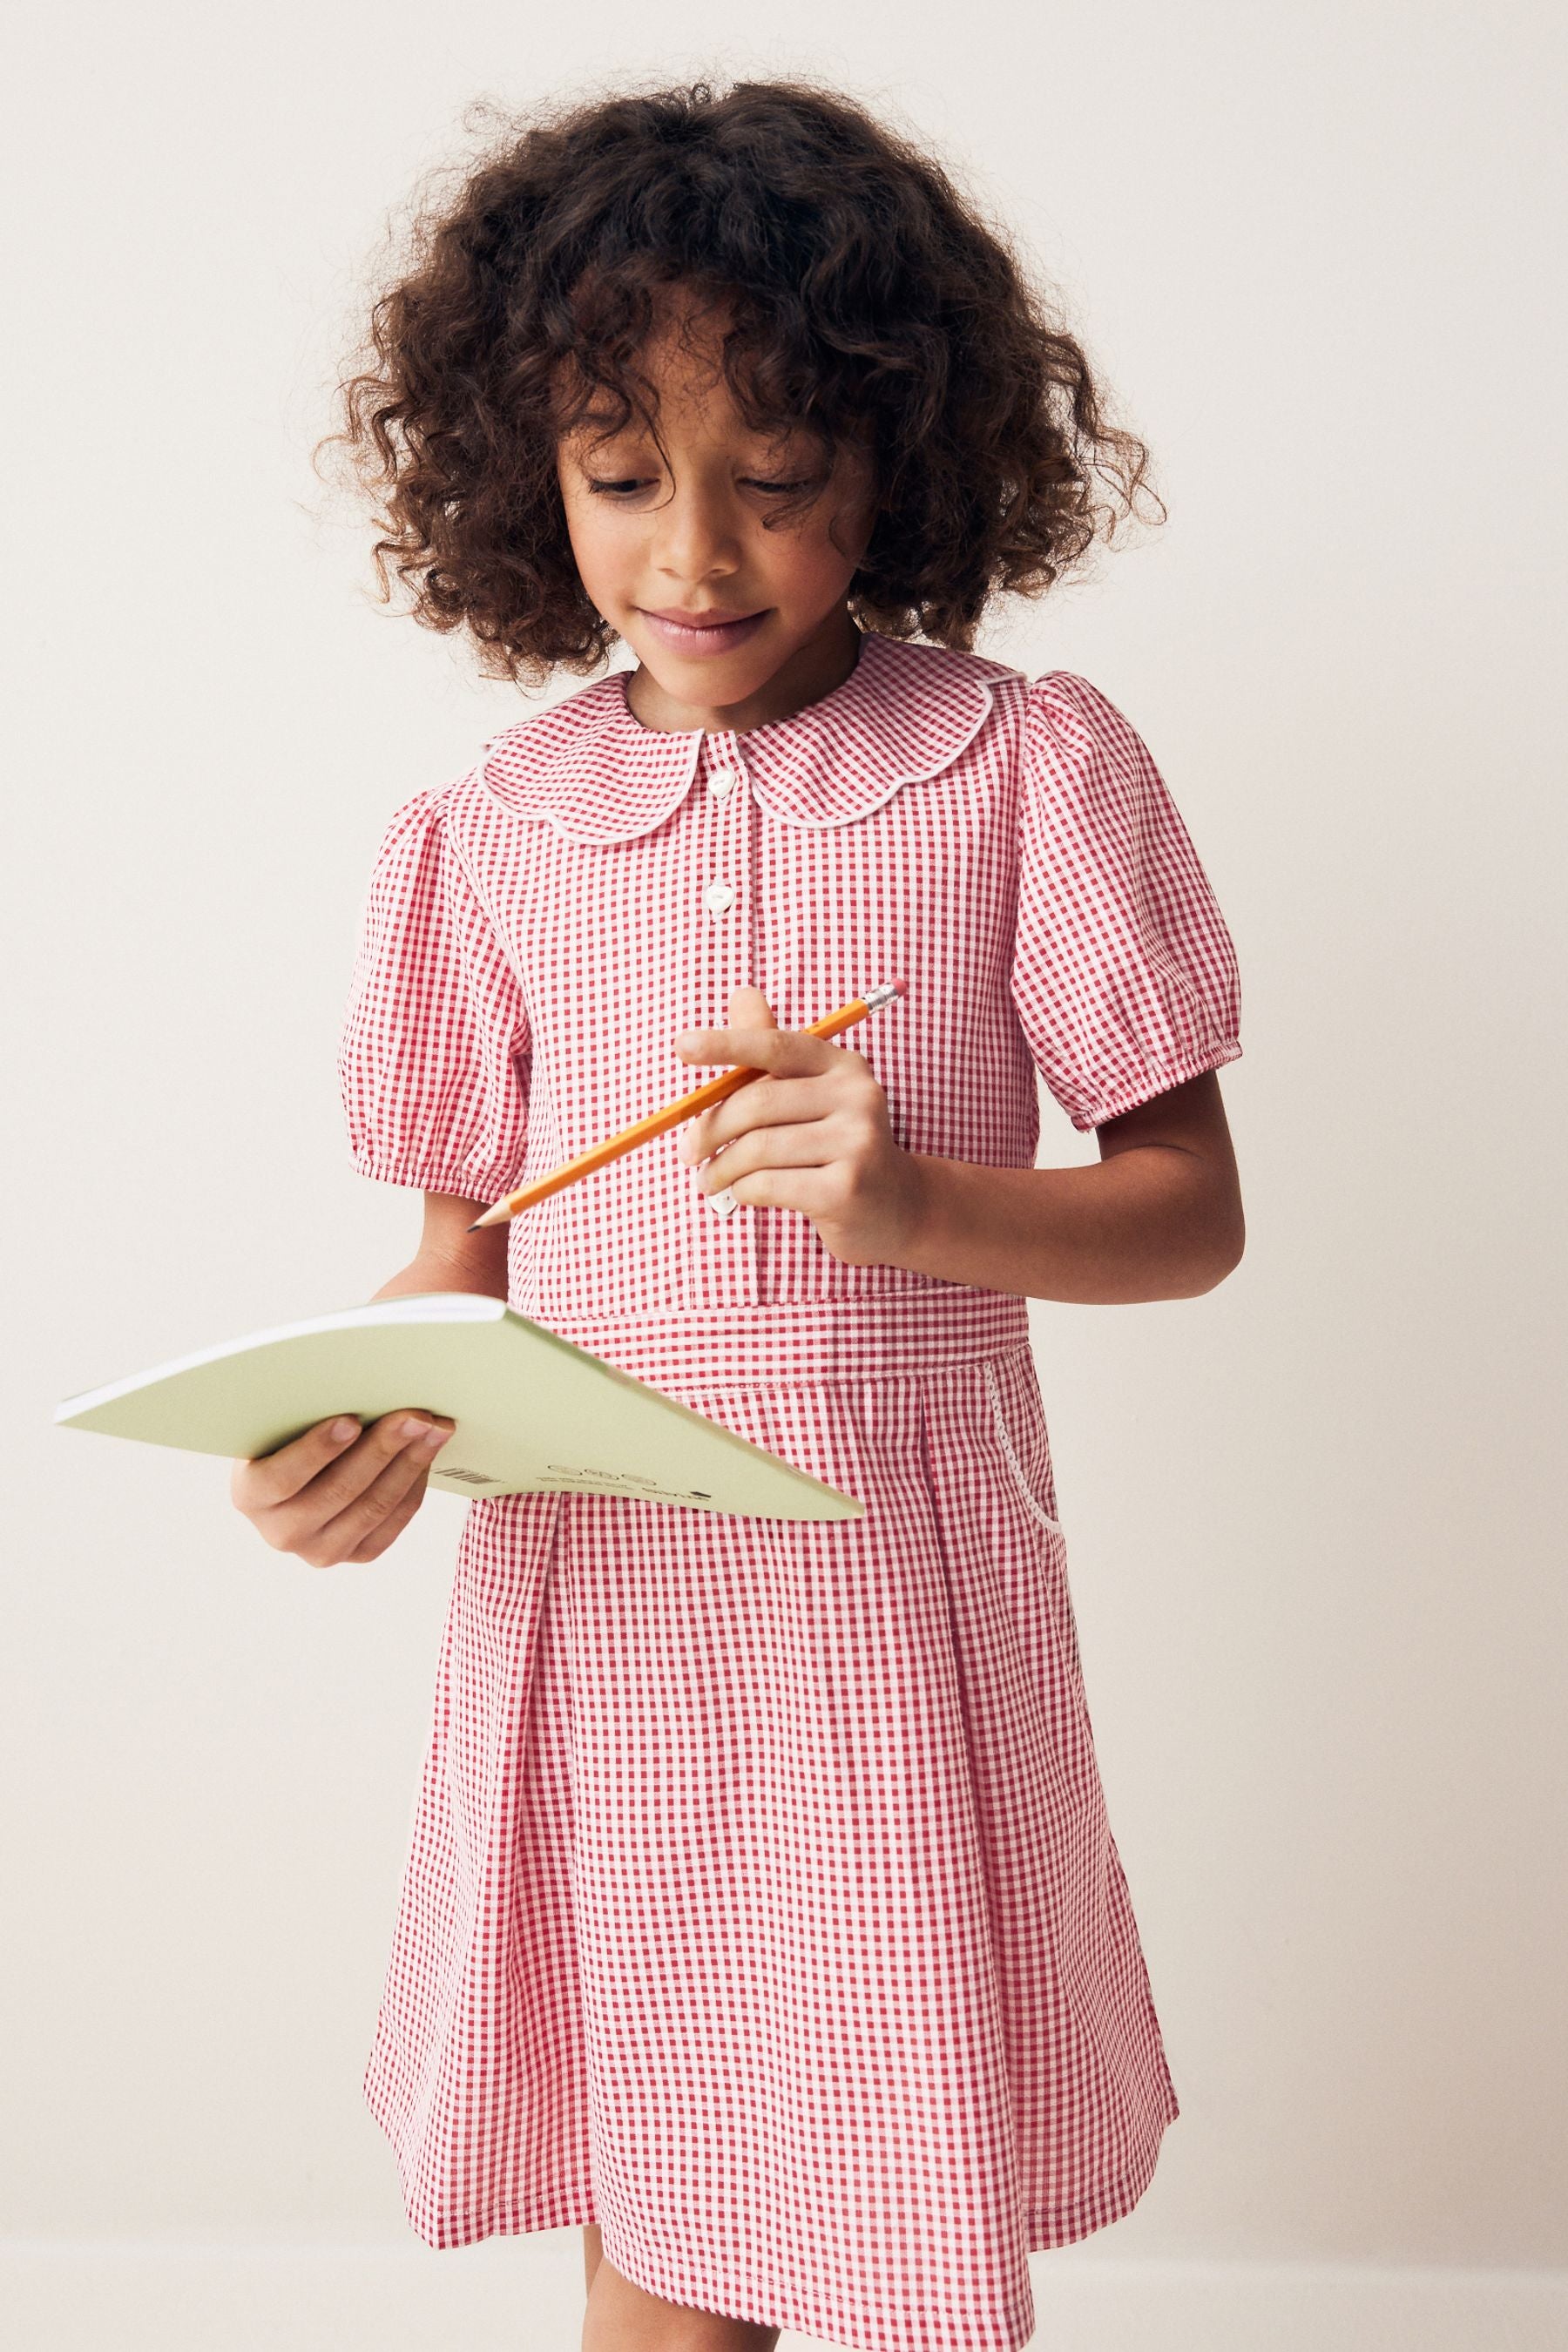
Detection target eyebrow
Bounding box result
[561,408,827,460]
[571,407,643,436]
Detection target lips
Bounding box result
[639,607,770,657]
[644,607,762,626]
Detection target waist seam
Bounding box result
[530,1291,1032,1389]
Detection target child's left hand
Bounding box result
[672,986,926,1268]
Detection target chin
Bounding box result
[635,642,768,689]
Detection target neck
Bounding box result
[625,605,862,734]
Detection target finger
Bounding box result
[340,1470,433,1564]
[693,1122,847,1195]
[308,1423,453,1563]
[704,1161,838,1217]
[681,1079,810,1162]
[681,1076,837,1164]
[233,1410,368,1511]
[253,1410,450,1545]
[672,1024,833,1073]
[727,985,777,1026]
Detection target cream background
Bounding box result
[5,3,1564,2346]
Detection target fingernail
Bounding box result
[331,1418,360,1443]
[418,1425,451,1451]
[399,1416,429,1440]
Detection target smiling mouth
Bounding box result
[641,608,767,627]
[638,607,772,654]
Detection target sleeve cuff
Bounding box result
[348,1146,520,1201]
[1068,1039,1243,1131]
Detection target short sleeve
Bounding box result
[1010,673,1243,1131]
[337,781,531,1196]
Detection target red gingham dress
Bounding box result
[337,630,1242,2352]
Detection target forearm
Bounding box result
[370,1194,510,1304]
[892,1148,1243,1305]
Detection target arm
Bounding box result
[369,1191,511,1304]
[233,1196,484,1558]
[891,1070,1245,1306]
[676,997,1243,1304]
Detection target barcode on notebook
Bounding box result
[437,1466,494,1485]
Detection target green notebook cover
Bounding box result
[52,1291,863,1521]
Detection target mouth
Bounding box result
[638,607,770,655]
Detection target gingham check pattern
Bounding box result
[337,632,1241,2351]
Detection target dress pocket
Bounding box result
[983,1349,1082,1684]
[983,1351,1063,1535]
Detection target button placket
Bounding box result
[690,733,759,1305]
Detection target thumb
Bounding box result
[729,984,778,1027]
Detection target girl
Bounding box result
[235,77,1245,2352]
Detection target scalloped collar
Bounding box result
[476,630,1020,842]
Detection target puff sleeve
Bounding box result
[337,781,531,1196]
[1010,673,1242,1131]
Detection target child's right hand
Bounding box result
[230,1411,456,1566]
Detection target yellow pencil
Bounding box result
[465,978,908,1231]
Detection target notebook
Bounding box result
[52,1291,864,1521]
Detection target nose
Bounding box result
[652,476,742,588]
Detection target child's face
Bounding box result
[554,299,878,726]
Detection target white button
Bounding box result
[707,767,739,799]
[704,881,734,914]
[706,1186,739,1216]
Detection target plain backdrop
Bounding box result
[4,4,1565,2348]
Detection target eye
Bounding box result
[583,471,820,498]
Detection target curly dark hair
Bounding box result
[313,77,1166,686]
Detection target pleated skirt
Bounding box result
[363,1289,1179,2352]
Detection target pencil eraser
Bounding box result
[892,977,907,997]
